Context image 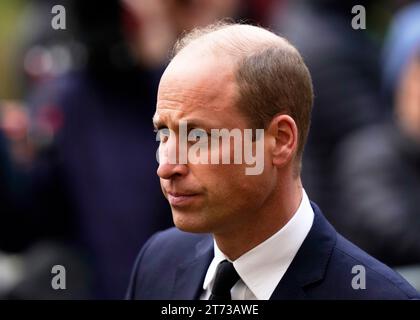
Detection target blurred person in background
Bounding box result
[0,0,244,298]
[0,122,15,233]
[270,0,389,225]
[336,2,420,273]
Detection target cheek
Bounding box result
[208,164,272,207]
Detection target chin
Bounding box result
[172,210,213,234]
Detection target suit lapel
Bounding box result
[171,235,214,299]
[270,202,337,300]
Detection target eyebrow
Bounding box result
[184,119,217,130]
[152,116,220,131]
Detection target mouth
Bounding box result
[166,191,201,207]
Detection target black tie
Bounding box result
[209,260,240,300]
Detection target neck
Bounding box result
[214,178,303,261]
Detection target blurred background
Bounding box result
[0,0,419,299]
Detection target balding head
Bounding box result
[165,22,313,171]
[173,23,293,57]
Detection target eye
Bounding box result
[189,128,209,142]
[155,128,170,143]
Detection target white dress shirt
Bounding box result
[200,189,314,300]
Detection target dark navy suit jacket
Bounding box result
[126,202,420,299]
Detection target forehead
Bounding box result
[154,52,245,128]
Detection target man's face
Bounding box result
[154,50,276,235]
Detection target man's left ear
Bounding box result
[266,114,298,167]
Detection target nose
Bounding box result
[157,135,189,179]
[157,161,189,180]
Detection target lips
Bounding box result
[166,191,200,207]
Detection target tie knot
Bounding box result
[209,260,240,300]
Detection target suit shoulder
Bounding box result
[328,234,419,299]
[126,228,211,299]
[134,227,211,270]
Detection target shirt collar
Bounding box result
[203,189,314,300]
